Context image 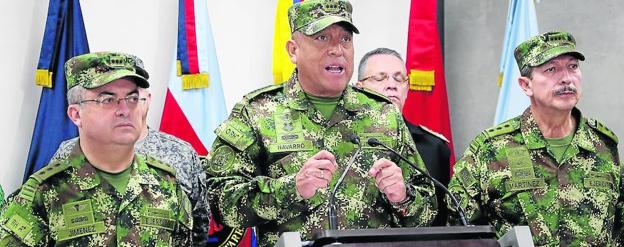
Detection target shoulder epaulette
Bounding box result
[144,155,177,176]
[419,125,449,143]
[353,86,392,104]
[587,118,619,144]
[20,162,71,202]
[483,118,520,139]
[232,84,284,114]
[469,119,520,153]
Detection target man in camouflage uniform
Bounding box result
[205,1,436,246]
[356,47,452,226]
[0,52,192,246]
[448,31,622,246]
[51,87,211,246]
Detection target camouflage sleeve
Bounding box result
[206,111,307,228]
[613,151,624,245]
[0,184,49,246]
[173,182,194,246]
[387,113,437,227]
[189,151,211,246]
[447,133,487,225]
[0,186,4,208]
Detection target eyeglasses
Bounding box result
[360,72,409,85]
[79,94,146,109]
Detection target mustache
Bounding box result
[554,85,577,95]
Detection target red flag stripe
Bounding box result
[160,89,208,156]
[404,0,456,167]
[183,0,200,74]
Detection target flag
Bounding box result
[159,0,255,246]
[494,0,539,124]
[24,0,89,181]
[272,0,302,84]
[404,0,456,168]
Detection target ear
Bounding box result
[67,104,82,128]
[518,76,533,97]
[286,39,298,64]
[354,81,363,88]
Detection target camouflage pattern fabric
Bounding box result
[288,0,358,35]
[0,186,4,209]
[51,128,210,246]
[448,108,622,246]
[0,143,192,246]
[206,72,436,247]
[514,31,585,72]
[64,51,150,90]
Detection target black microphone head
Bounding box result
[347,134,360,145]
[367,138,381,147]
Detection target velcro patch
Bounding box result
[458,168,477,188]
[216,119,254,151]
[268,141,313,153]
[57,222,105,241]
[141,207,176,231]
[505,178,546,192]
[5,213,32,239]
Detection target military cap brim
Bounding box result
[528,46,585,67]
[300,16,359,35]
[84,69,150,89]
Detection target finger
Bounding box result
[369,158,394,177]
[381,180,399,193]
[313,150,338,171]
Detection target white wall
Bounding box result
[0,1,411,194]
[4,1,624,196]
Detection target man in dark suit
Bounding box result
[356,48,451,226]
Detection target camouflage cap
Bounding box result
[64,51,150,90]
[288,0,359,36]
[514,31,585,72]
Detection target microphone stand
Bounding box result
[367,138,469,226]
[328,135,363,230]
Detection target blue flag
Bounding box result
[24,0,89,181]
[494,0,538,124]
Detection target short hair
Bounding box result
[358,48,404,81]
[520,66,533,78]
[67,85,86,105]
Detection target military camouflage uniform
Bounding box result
[0,143,193,246]
[0,186,4,209]
[206,73,436,247]
[448,108,622,246]
[51,127,210,246]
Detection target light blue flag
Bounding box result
[494,0,539,124]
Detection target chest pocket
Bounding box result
[140,207,181,246]
[57,199,106,242]
[583,171,618,209]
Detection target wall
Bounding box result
[2,0,623,194]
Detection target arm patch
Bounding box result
[215,118,255,151]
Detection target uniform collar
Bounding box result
[69,142,159,191]
[283,70,363,113]
[520,107,596,152]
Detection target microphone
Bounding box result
[367,138,469,226]
[328,134,363,230]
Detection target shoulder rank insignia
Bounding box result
[587,118,618,144]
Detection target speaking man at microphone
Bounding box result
[205,0,436,246]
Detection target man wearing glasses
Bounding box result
[356,48,451,226]
[0,52,192,246]
[50,74,210,246]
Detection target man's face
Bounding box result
[356,54,409,109]
[520,54,582,113]
[68,79,144,147]
[288,24,354,97]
